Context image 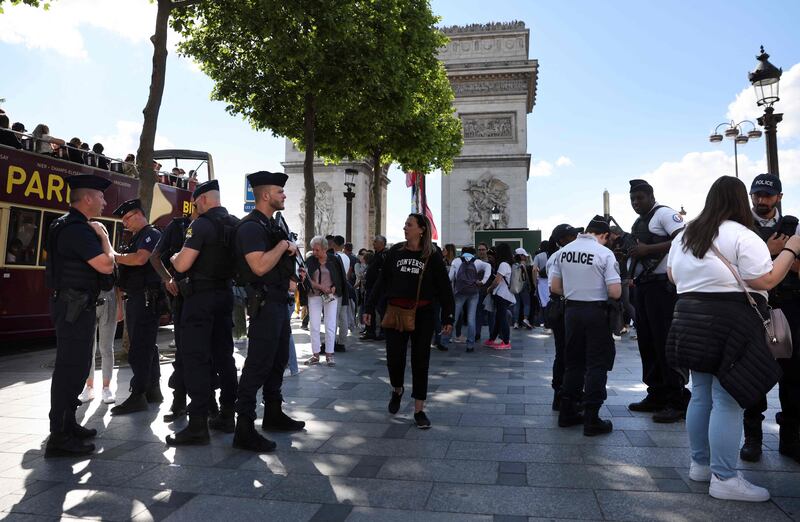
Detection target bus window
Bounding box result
[5,207,41,266]
[38,211,63,266]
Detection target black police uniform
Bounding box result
[742,210,800,462]
[45,174,112,457]
[115,222,162,403]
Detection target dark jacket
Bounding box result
[666,292,782,408]
[306,252,347,299]
[364,248,387,290]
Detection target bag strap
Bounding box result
[413,256,429,310]
[710,245,774,337]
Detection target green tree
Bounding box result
[0,0,50,14]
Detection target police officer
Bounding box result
[550,216,620,436]
[232,171,305,452]
[45,174,115,457]
[109,199,164,415]
[627,179,689,423]
[150,204,197,422]
[740,174,800,464]
[166,179,240,445]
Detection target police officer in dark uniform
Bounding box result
[627,179,689,423]
[233,171,305,452]
[150,204,197,422]
[550,216,621,436]
[166,179,240,445]
[109,199,164,415]
[45,174,115,457]
[740,174,800,464]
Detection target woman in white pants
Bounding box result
[304,236,343,367]
[79,288,119,403]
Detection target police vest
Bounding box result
[190,211,240,282]
[117,224,156,291]
[235,211,294,288]
[631,205,670,272]
[161,217,191,281]
[45,212,109,292]
[754,217,800,296]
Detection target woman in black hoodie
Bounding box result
[365,214,454,428]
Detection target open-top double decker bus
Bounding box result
[0,142,214,344]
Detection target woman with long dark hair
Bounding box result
[364,214,454,428]
[484,242,516,349]
[667,176,800,502]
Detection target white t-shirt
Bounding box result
[667,220,772,298]
[629,204,685,276]
[493,261,516,304]
[449,256,492,285]
[336,251,350,275]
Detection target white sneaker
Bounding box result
[689,460,711,482]
[101,387,116,404]
[79,386,95,403]
[709,472,770,502]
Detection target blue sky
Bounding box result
[2,0,799,244]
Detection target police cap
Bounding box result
[750,173,781,195]
[112,198,143,217]
[551,223,583,242]
[66,174,112,192]
[247,170,288,188]
[586,215,611,234]
[629,179,653,194]
[192,179,219,199]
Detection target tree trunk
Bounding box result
[371,149,382,237]
[303,93,316,249]
[136,0,171,216]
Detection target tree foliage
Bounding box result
[0,0,51,15]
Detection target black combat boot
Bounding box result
[233,416,277,453]
[146,383,164,404]
[739,417,763,462]
[66,410,96,439]
[552,389,560,411]
[583,406,613,437]
[262,402,306,432]
[110,393,148,415]
[44,432,95,458]
[163,393,187,422]
[166,415,210,446]
[778,415,800,464]
[558,397,584,428]
[208,403,236,433]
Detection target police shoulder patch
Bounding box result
[672,214,683,223]
[145,236,152,243]
[185,227,193,239]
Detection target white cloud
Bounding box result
[556,156,573,167]
[529,160,554,178]
[0,0,181,60]
[90,120,174,161]
[727,62,800,141]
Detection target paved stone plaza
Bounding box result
[0,320,798,521]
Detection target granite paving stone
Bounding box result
[161,495,320,522]
[376,457,498,484]
[127,464,284,498]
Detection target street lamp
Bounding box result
[343,168,357,243]
[709,120,761,178]
[749,46,783,177]
[490,205,501,229]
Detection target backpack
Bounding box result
[453,256,479,295]
[509,264,526,294]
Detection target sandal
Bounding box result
[326,355,336,367]
[304,354,320,366]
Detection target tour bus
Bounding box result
[0,141,214,344]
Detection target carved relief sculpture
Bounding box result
[299,181,334,237]
[461,113,515,141]
[464,174,509,232]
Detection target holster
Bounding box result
[177,277,194,298]
[246,286,266,318]
[61,289,92,324]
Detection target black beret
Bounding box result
[192,179,219,199]
[629,179,653,193]
[586,215,611,234]
[112,198,143,217]
[66,174,112,192]
[247,170,288,188]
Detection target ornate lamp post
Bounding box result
[343,168,357,243]
[490,205,501,229]
[709,120,761,178]
[749,46,783,177]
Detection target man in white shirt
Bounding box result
[447,246,491,352]
[332,235,351,352]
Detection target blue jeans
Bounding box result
[287,303,298,374]
[513,290,531,323]
[686,371,743,480]
[443,293,479,347]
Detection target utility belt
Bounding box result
[177,277,231,297]
[245,283,288,318]
[51,288,101,324]
[634,272,669,285]
[122,285,162,308]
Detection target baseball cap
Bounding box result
[551,224,583,242]
[750,174,782,195]
[514,247,528,257]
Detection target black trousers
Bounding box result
[563,303,616,408]
[551,311,566,392]
[744,298,800,425]
[49,294,96,433]
[167,293,186,396]
[236,300,290,420]
[634,278,686,407]
[125,291,161,394]
[181,288,238,416]
[385,306,436,401]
